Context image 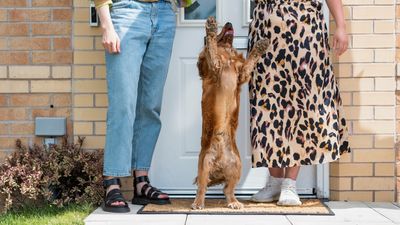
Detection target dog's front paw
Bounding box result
[227,201,244,210]
[192,198,204,209]
[191,202,205,210]
[206,16,218,37]
[254,39,270,55]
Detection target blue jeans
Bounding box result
[103,0,176,177]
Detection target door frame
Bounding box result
[316,164,330,198]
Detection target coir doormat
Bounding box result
[137,199,334,215]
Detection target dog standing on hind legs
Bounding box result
[191,17,269,210]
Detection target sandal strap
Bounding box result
[106,188,123,198]
[135,175,150,184]
[134,174,169,200]
[106,189,124,201]
[141,183,151,196]
[105,189,127,206]
[103,178,121,188]
[140,183,167,199]
[146,186,161,199]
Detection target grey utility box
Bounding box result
[35,117,66,137]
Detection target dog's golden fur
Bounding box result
[192,17,269,210]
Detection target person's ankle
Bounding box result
[282,178,297,189]
[283,178,297,183]
[104,177,120,193]
[107,184,120,193]
[136,182,145,192]
[269,176,283,185]
[134,170,148,178]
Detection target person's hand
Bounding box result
[102,28,121,54]
[332,26,348,57]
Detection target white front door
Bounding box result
[149,0,329,197]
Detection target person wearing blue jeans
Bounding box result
[95,0,176,213]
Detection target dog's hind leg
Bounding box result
[192,154,213,210]
[239,39,270,84]
[223,151,243,209]
[224,177,243,209]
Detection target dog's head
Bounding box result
[217,22,234,48]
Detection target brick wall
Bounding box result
[0,0,73,161]
[330,0,397,202]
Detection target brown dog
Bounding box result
[191,17,269,210]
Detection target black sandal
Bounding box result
[132,174,171,205]
[101,178,130,213]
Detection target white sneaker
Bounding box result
[250,176,283,202]
[277,178,302,206]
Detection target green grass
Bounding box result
[0,203,96,225]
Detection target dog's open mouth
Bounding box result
[218,22,234,46]
[224,29,234,36]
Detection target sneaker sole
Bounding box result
[250,195,280,203]
[277,200,302,206]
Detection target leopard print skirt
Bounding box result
[248,0,350,168]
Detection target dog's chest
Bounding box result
[219,56,240,90]
[220,69,237,90]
